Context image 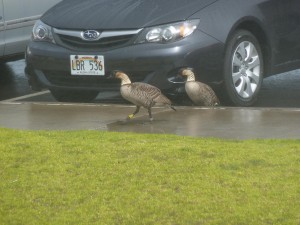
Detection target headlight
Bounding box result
[32,20,55,43]
[135,19,200,44]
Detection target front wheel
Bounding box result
[223,30,264,106]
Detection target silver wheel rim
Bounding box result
[232,41,261,98]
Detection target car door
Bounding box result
[262,0,300,69]
[275,0,300,67]
[0,0,4,56]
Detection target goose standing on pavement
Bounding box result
[113,71,176,121]
[180,68,220,106]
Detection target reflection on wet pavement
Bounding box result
[0,60,34,100]
[107,118,174,134]
[104,108,300,139]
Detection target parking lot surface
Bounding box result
[1,97,300,139]
[1,60,300,140]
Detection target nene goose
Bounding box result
[114,71,176,121]
[180,68,220,106]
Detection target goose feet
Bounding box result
[127,114,135,120]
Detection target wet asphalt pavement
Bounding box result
[0,60,34,100]
[0,59,300,139]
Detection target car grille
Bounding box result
[57,34,133,50]
[43,70,150,89]
[53,28,141,51]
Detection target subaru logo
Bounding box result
[81,30,101,41]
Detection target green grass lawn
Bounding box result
[0,128,299,225]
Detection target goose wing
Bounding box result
[195,81,220,105]
[120,83,159,107]
[185,81,219,105]
[135,83,172,105]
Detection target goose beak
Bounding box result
[178,68,185,76]
[177,68,185,78]
[108,70,121,79]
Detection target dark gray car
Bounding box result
[25,0,300,106]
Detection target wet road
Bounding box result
[1,59,300,139]
[1,59,300,107]
[0,60,34,100]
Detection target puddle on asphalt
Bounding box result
[106,118,173,134]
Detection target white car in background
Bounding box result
[0,0,61,62]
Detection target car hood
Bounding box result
[41,0,216,29]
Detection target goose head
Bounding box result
[180,68,196,82]
[112,70,131,85]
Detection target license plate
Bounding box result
[70,55,105,75]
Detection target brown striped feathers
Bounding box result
[180,68,220,106]
[114,71,176,121]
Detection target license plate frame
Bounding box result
[70,55,105,76]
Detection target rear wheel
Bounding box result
[50,89,98,102]
[223,30,263,106]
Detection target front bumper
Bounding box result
[25,30,224,94]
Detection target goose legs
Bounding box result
[128,106,140,119]
[128,105,154,121]
[147,108,153,121]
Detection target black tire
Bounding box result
[223,29,264,106]
[50,89,98,102]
